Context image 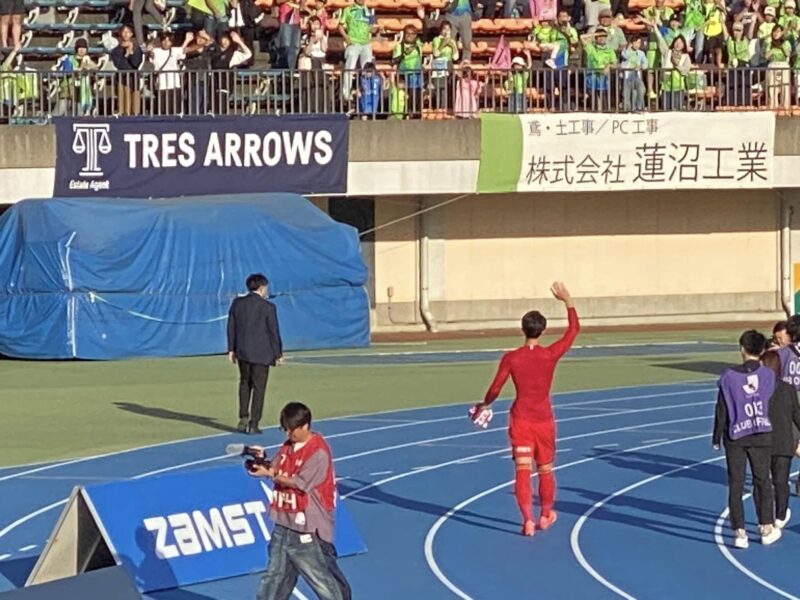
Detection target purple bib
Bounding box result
[778,344,800,390]
[718,366,775,441]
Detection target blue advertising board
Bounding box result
[53,115,349,198]
[77,464,366,592]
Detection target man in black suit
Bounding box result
[227,273,283,434]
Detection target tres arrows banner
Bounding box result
[53,115,348,197]
[477,112,776,193]
[27,464,366,593]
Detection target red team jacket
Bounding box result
[484,307,580,423]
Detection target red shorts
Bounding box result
[509,419,556,465]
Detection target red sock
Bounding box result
[539,471,555,516]
[514,468,533,523]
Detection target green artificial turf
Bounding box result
[0,328,743,467]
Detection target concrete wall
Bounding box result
[372,191,784,329]
[0,121,794,330]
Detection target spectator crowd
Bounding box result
[2,0,800,118]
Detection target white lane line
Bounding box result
[594,443,620,449]
[642,438,669,444]
[570,454,724,600]
[298,342,727,359]
[0,554,11,561]
[0,397,715,550]
[714,470,800,600]
[369,471,394,476]
[333,400,714,463]
[0,431,230,484]
[424,433,712,600]
[343,415,712,502]
[17,545,36,552]
[560,448,573,453]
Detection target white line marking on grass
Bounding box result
[714,470,800,600]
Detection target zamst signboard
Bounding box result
[53,116,349,198]
[27,465,366,593]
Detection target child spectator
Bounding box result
[57,38,97,116]
[505,51,531,113]
[300,15,328,70]
[389,75,407,119]
[529,16,562,68]
[754,5,778,65]
[358,61,383,119]
[392,25,423,115]
[641,0,673,99]
[454,64,483,117]
[724,21,752,104]
[779,0,800,45]
[581,27,618,110]
[700,0,726,67]
[621,35,646,111]
[431,22,459,109]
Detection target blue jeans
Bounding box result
[509,92,526,113]
[256,526,349,600]
[661,90,684,111]
[278,23,301,69]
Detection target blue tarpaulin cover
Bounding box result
[0,194,369,359]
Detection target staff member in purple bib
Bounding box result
[776,314,800,495]
[713,330,781,549]
[761,350,800,529]
[777,315,800,388]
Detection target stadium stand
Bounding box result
[0,0,795,119]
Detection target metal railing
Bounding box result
[0,65,797,121]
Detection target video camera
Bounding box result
[225,443,271,473]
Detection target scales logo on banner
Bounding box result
[27,465,367,593]
[71,123,112,181]
[54,115,349,198]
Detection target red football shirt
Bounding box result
[484,307,580,423]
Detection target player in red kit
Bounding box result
[472,282,579,536]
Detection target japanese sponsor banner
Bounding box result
[477,112,776,193]
[53,115,349,198]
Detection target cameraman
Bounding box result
[248,402,351,600]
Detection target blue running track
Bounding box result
[1,380,798,599]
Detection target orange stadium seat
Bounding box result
[371,39,395,55]
[628,0,684,9]
[494,18,532,33]
[473,18,501,33]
